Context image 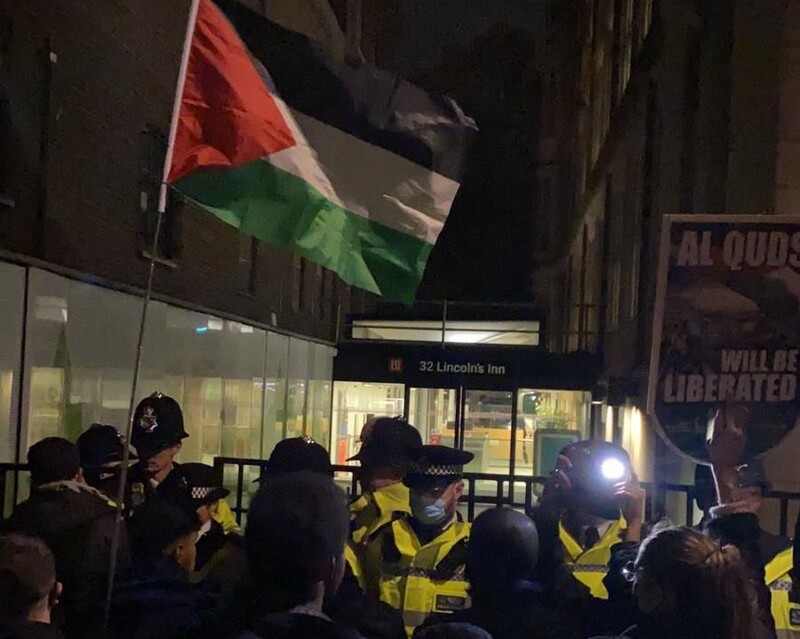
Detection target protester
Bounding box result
[703,406,786,638]
[594,523,758,639]
[258,437,405,639]
[261,436,334,478]
[364,444,473,635]
[111,499,216,639]
[537,440,645,599]
[0,534,64,639]
[76,424,135,502]
[418,506,584,639]
[241,471,359,639]
[3,437,127,639]
[127,392,191,512]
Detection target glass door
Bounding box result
[462,389,514,475]
[407,387,457,447]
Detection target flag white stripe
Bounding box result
[266,98,460,245]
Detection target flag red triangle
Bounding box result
[168,0,295,184]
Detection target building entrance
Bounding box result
[331,307,601,478]
[331,377,593,478]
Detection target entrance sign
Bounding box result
[649,215,800,462]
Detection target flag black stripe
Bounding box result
[213,0,475,182]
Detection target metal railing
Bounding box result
[3,459,800,538]
[211,457,800,536]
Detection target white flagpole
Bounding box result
[104,0,202,624]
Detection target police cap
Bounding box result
[559,440,632,488]
[558,440,631,520]
[347,417,423,467]
[182,463,230,507]
[404,445,473,489]
[130,392,189,457]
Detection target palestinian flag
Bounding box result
[167,0,475,304]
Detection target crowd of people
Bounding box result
[0,392,796,639]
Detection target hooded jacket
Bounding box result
[3,481,129,639]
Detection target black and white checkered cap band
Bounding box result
[191,486,215,500]
[409,462,462,476]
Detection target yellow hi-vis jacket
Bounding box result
[766,547,800,639]
[214,499,242,535]
[371,518,471,636]
[347,482,412,592]
[351,482,412,544]
[559,517,627,599]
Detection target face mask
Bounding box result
[410,491,449,526]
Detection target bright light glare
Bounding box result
[601,458,626,481]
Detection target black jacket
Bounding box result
[0,620,64,639]
[239,612,363,639]
[112,558,219,639]
[416,591,585,639]
[3,481,129,639]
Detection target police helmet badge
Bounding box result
[138,406,158,433]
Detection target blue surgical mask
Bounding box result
[410,491,448,526]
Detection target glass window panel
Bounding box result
[308,344,335,448]
[408,388,456,448]
[330,382,404,465]
[262,332,289,458]
[513,389,591,479]
[0,263,25,461]
[24,269,142,449]
[351,320,540,346]
[286,338,309,439]
[138,305,267,467]
[24,268,268,468]
[463,390,513,478]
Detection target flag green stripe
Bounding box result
[174,159,433,304]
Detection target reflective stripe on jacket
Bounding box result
[373,518,471,635]
[559,517,627,599]
[767,547,800,639]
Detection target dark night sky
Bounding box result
[382,0,544,76]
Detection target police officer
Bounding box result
[127,392,191,511]
[367,444,473,635]
[538,440,644,600]
[348,418,423,584]
[182,463,232,573]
